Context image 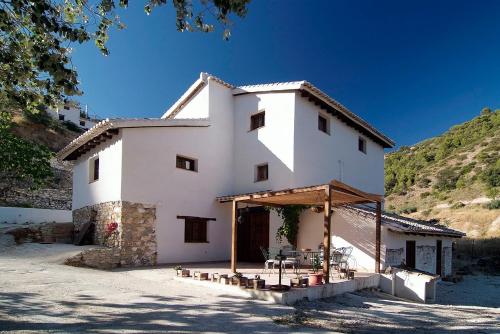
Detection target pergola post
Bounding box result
[231,200,238,273]
[323,185,332,283]
[375,201,382,273]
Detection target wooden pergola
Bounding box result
[217,180,383,283]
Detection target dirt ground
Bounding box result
[0,243,499,333]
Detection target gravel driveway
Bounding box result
[0,243,498,333]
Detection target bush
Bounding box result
[420,191,431,199]
[485,200,500,210]
[434,168,459,191]
[399,205,417,214]
[451,202,466,209]
[61,121,83,133]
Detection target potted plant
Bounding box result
[231,272,248,287]
[193,271,209,280]
[308,255,323,285]
[174,265,190,277]
[248,275,265,289]
[290,275,309,288]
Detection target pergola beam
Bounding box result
[323,185,332,283]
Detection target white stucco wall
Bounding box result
[120,80,235,264]
[293,94,385,194]
[0,207,72,223]
[71,135,123,210]
[232,92,296,194]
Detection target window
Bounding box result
[358,137,367,154]
[250,111,265,131]
[59,114,65,121]
[89,156,99,182]
[178,216,215,243]
[318,114,329,134]
[80,120,85,126]
[64,106,70,110]
[255,163,268,182]
[176,155,197,172]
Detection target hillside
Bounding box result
[0,112,81,210]
[385,108,500,239]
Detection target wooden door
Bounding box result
[436,240,442,276]
[237,207,269,262]
[406,240,416,269]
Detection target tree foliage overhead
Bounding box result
[0,0,251,114]
[385,109,500,197]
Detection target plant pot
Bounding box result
[290,277,309,288]
[248,278,266,289]
[231,276,248,287]
[308,273,323,286]
[177,269,190,277]
[220,277,231,285]
[194,272,209,280]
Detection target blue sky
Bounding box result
[72,0,500,148]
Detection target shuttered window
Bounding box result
[178,216,215,243]
[250,111,265,131]
[176,155,197,172]
[255,163,268,182]
[318,114,329,134]
[358,137,367,154]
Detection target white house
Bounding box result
[58,73,464,276]
[48,102,98,130]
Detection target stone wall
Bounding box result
[71,201,157,268]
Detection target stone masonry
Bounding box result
[71,201,156,269]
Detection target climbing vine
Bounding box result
[272,205,308,247]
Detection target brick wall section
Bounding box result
[71,201,157,269]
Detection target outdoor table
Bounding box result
[287,250,322,269]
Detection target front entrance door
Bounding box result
[436,240,442,276]
[237,207,269,262]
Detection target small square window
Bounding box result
[59,115,65,121]
[89,156,99,182]
[64,106,70,110]
[358,137,367,154]
[80,120,85,126]
[184,218,208,243]
[255,163,268,182]
[318,114,329,134]
[250,111,265,131]
[176,155,197,172]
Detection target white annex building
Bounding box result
[58,73,464,276]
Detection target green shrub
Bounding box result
[62,121,83,133]
[434,167,459,191]
[399,205,417,214]
[485,200,500,210]
[451,202,466,209]
[420,191,431,199]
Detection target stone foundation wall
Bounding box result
[71,201,156,268]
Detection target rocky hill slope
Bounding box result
[385,108,500,239]
[0,112,81,210]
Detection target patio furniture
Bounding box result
[260,246,277,275]
[280,246,300,275]
[335,246,353,279]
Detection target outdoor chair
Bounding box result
[279,245,300,275]
[337,246,353,279]
[260,246,277,275]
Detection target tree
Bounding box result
[0,0,251,113]
[0,0,250,186]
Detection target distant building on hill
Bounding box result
[47,101,100,130]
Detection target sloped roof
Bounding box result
[163,73,394,148]
[58,118,210,161]
[339,206,465,238]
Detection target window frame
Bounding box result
[58,114,65,121]
[176,155,198,172]
[255,163,269,182]
[178,216,215,243]
[318,113,330,135]
[249,110,265,131]
[89,156,99,183]
[358,136,367,154]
